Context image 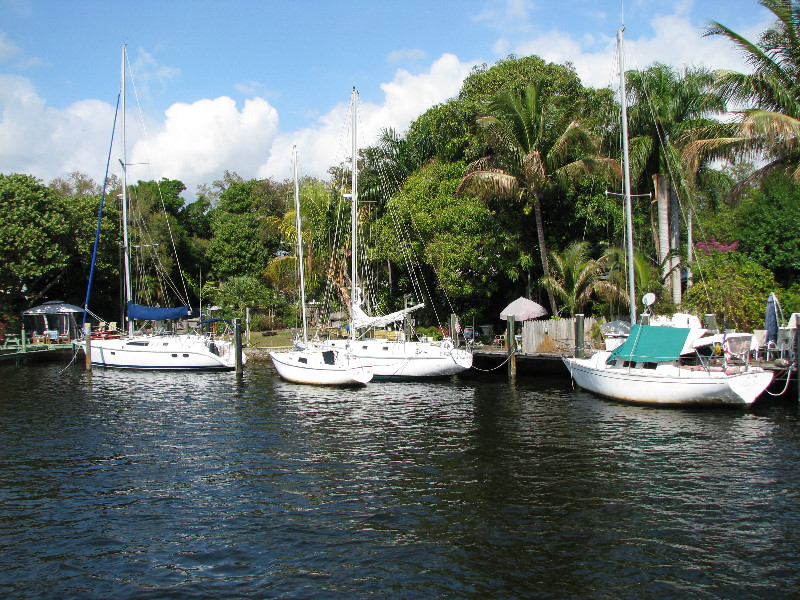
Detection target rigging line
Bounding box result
[83,91,121,328]
[322,92,359,322]
[387,200,443,328]
[123,49,191,307]
[610,45,633,308]
[129,190,184,304]
[627,50,716,308]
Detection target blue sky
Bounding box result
[0,0,772,198]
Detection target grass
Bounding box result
[245,329,296,348]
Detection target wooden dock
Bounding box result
[0,342,75,365]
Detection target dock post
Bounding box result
[507,315,516,380]
[83,323,92,370]
[234,318,243,375]
[795,326,799,404]
[575,314,585,358]
[20,326,27,352]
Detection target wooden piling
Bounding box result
[575,314,585,359]
[83,323,92,369]
[507,315,516,380]
[795,325,799,404]
[234,318,243,374]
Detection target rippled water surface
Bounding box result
[1,361,799,599]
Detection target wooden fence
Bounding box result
[520,316,600,354]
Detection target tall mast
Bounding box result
[350,88,358,342]
[617,28,636,325]
[121,45,133,336]
[293,146,308,344]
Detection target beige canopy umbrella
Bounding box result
[500,296,548,321]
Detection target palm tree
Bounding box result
[540,241,622,317]
[456,81,619,314]
[697,0,800,185]
[626,63,726,187]
[624,64,726,302]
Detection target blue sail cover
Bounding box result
[127,302,189,321]
[607,324,692,364]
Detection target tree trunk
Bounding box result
[532,194,558,315]
[686,209,693,289]
[655,174,670,281]
[669,182,681,306]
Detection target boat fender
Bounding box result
[441,340,453,355]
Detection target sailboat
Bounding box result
[270,147,373,385]
[76,45,242,371]
[322,89,473,379]
[562,29,773,406]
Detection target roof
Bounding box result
[607,324,693,364]
[22,300,83,315]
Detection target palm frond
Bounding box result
[455,169,520,200]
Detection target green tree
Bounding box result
[699,0,800,184]
[731,172,800,283]
[206,177,290,281]
[210,275,277,315]
[683,247,778,331]
[370,159,526,323]
[625,63,725,190]
[0,174,73,315]
[457,81,619,314]
[540,241,622,317]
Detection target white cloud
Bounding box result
[263,53,477,182]
[510,9,770,90]
[0,74,115,182]
[130,96,280,193]
[1,50,476,199]
[0,31,20,63]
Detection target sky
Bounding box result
[0,0,774,200]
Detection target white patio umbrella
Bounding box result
[500,297,548,321]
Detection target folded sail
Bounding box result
[351,303,424,330]
[127,302,189,321]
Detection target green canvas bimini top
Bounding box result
[607,324,692,364]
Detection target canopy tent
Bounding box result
[22,300,84,315]
[500,297,547,321]
[22,301,82,338]
[607,324,694,364]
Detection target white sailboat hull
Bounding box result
[564,352,774,406]
[270,348,372,385]
[79,335,241,370]
[323,339,472,379]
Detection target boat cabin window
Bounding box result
[643,362,657,370]
[126,341,150,346]
[323,351,335,365]
[299,357,307,364]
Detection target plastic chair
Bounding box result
[751,330,767,360]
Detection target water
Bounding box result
[1,361,799,599]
